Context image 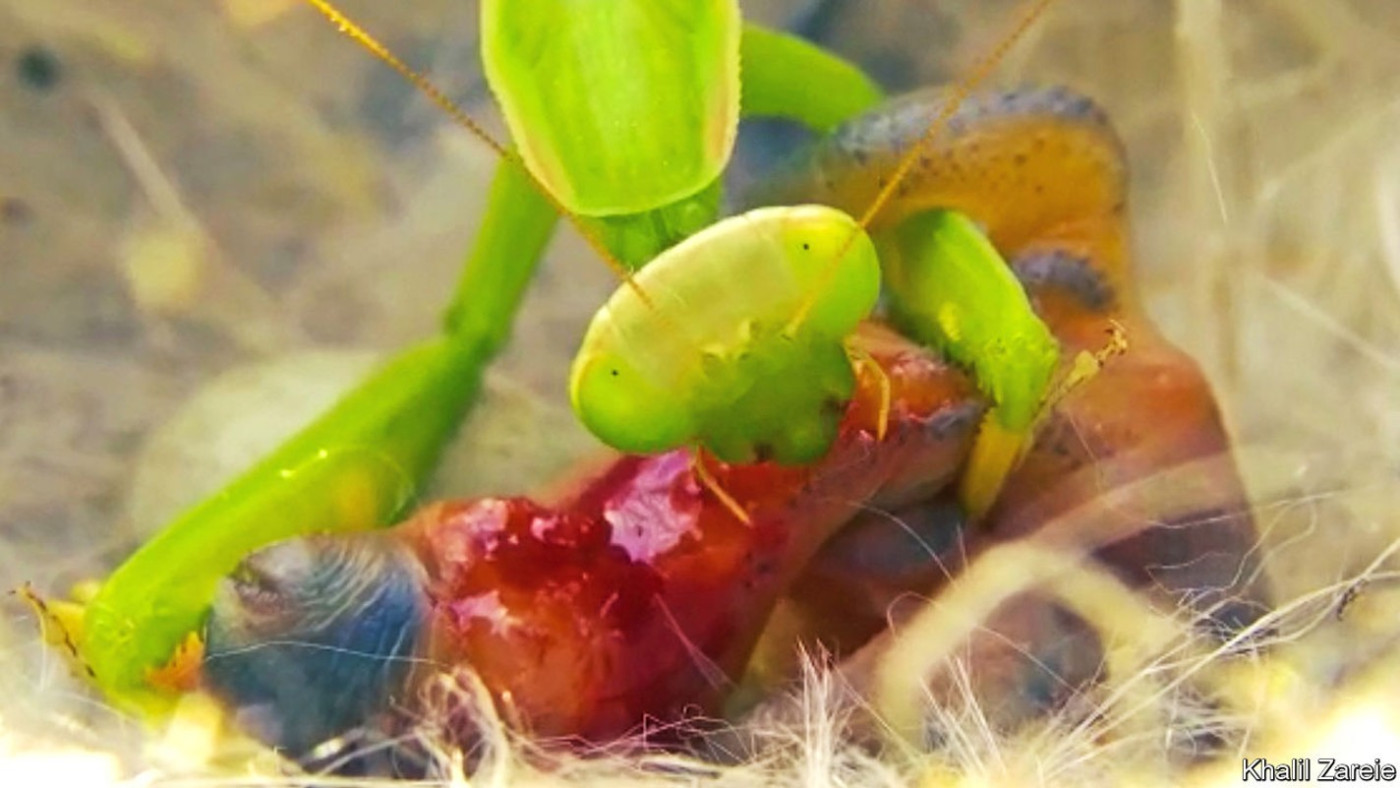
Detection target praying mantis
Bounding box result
[50,0,1077,723]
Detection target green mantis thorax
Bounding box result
[482,0,739,269]
[482,0,740,218]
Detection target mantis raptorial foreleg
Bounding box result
[63,0,894,715]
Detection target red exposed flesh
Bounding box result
[396,323,981,740]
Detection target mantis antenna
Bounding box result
[300,0,655,310]
[786,0,1059,335]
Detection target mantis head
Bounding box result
[570,206,881,466]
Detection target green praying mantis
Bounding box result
[50,0,1065,720]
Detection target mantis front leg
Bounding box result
[70,1,890,716]
[749,87,1132,520]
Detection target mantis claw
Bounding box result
[958,415,1028,521]
[847,342,891,442]
[961,321,1129,520]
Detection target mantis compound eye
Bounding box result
[569,347,696,454]
[202,535,428,757]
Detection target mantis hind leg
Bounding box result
[16,583,93,681]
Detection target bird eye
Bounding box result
[230,560,285,612]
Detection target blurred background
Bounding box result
[2,0,1398,783]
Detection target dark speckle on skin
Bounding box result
[751,555,779,581]
[16,46,61,92]
[2,198,33,225]
[740,86,1124,217]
